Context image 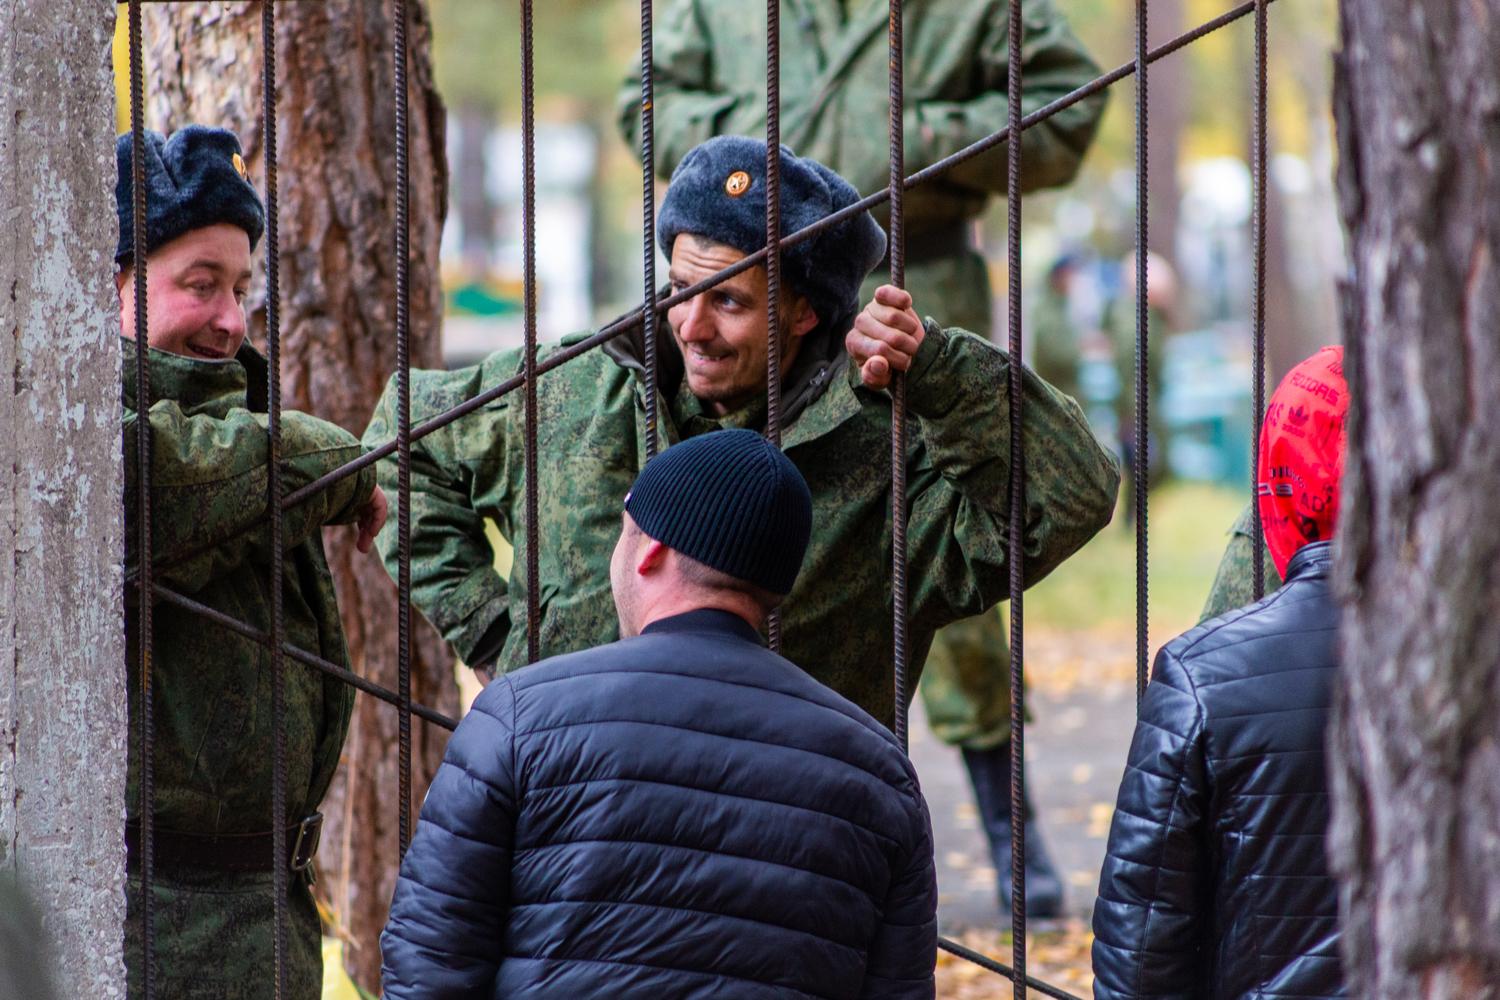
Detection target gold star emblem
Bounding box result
[724,170,751,197]
[232,152,248,179]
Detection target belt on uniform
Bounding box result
[125,812,323,875]
[878,220,973,267]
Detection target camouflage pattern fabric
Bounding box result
[1106,299,1169,459]
[122,339,369,997]
[1199,501,1283,623]
[619,0,1107,748]
[618,0,1107,236]
[125,868,322,1000]
[365,320,1119,732]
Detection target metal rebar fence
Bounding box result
[122,0,1276,994]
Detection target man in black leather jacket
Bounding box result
[1092,346,1349,999]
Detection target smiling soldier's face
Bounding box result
[666,234,818,417]
[117,222,252,361]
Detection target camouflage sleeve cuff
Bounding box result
[442,582,512,667]
[904,320,991,420]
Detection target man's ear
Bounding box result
[789,295,819,340]
[115,267,130,298]
[636,538,670,576]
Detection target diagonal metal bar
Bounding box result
[938,937,1086,1000]
[125,2,156,995]
[150,584,458,731]
[1005,0,1028,987]
[887,0,909,752]
[260,3,289,995]
[394,0,415,859]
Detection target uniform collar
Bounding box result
[121,337,265,412]
[639,608,764,646]
[1284,540,1333,582]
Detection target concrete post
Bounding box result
[0,1,128,997]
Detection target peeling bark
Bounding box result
[140,3,454,990]
[1331,2,1500,997]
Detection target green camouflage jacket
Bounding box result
[365,323,1118,727]
[1198,501,1282,622]
[123,341,368,835]
[620,0,1106,233]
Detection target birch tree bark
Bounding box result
[140,3,454,990]
[0,1,126,996]
[1330,1,1500,995]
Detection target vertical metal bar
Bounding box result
[763,1,782,448]
[393,0,414,857]
[887,0,909,753]
[521,0,540,664]
[639,0,660,461]
[260,2,289,996]
[764,0,784,652]
[1005,0,1027,985]
[1134,0,1149,705]
[126,3,155,995]
[1250,0,1268,599]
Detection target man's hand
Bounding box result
[847,285,925,390]
[354,485,389,554]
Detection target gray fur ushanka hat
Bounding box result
[115,125,265,265]
[657,136,887,333]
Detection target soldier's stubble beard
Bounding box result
[678,313,800,414]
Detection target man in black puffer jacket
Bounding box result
[1092,345,1349,999]
[382,428,938,999]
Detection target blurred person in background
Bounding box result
[1106,249,1176,527]
[1031,254,1085,404]
[620,0,1110,919]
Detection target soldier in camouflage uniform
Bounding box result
[368,140,1117,914]
[1199,502,1283,622]
[618,0,1107,917]
[117,126,386,999]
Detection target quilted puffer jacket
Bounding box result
[1092,542,1345,999]
[382,608,938,999]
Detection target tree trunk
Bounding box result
[140,3,454,990]
[0,3,127,996]
[1330,1,1500,997]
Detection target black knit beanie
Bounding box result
[624,430,813,596]
[115,125,265,265]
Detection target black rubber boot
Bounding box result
[961,742,1064,919]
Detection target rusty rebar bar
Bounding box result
[260,2,289,994]
[1005,0,1029,987]
[126,3,156,995]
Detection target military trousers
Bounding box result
[862,248,1015,749]
[125,866,322,999]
